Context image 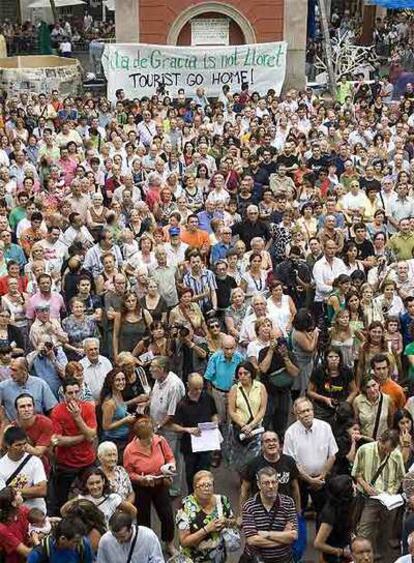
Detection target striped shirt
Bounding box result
[242,492,296,563]
[352,441,405,495]
[182,268,217,311]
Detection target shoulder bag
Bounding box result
[126,526,139,563]
[215,494,241,553]
[5,454,33,486]
[372,392,384,440]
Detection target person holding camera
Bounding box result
[258,337,299,439]
[27,335,68,400]
[170,323,208,384]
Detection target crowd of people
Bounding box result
[2,48,414,563]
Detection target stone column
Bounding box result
[115,0,140,42]
[283,0,308,90]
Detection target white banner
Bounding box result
[102,42,287,100]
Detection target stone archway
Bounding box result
[166,2,256,45]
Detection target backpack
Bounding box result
[32,536,85,563]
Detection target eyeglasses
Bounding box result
[208,323,220,329]
[196,482,214,489]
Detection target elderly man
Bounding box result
[239,295,282,345]
[150,246,179,308]
[204,335,244,426]
[79,338,112,402]
[232,204,270,249]
[170,373,218,493]
[283,397,338,517]
[149,356,185,497]
[0,358,57,421]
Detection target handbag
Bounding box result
[267,366,293,389]
[215,494,241,553]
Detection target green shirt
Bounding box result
[388,233,414,261]
[404,341,414,382]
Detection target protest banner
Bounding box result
[102,41,287,99]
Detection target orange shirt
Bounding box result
[180,227,210,249]
[381,379,406,410]
[123,435,174,480]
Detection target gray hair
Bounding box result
[83,337,100,350]
[97,441,118,460]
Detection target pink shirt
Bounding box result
[26,291,66,320]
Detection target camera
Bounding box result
[276,336,288,348]
[45,342,54,350]
[171,324,190,338]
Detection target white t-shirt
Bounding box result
[82,493,122,525]
[0,453,47,511]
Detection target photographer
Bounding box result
[274,246,312,309]
[258,336,299,439]
[169,323,208,384]
[28,335,67,400]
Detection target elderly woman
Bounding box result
[124,416,177,556]
[245,237,273,271]
[228,361,267,472]
[97,441,135,503]
[62,297,99,361]
[266,279,297,336]
[176,470,236,563]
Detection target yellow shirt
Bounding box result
[234,380,263,426]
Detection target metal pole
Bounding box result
[318,0,337,98]
[49,0,58,23]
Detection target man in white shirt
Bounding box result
[394,532,414,563]
[80,338,112,402]
[283,397,338,516]
[0,426,47,511]
[149,356,185,496]
[312,240,347,320]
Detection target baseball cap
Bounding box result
[169,227,180,236]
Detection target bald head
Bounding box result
[222,335,236,359]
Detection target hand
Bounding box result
[309,476,325,490]
[187,427,201,437]
[67,400,81,419]
[365,484,377,496]
[324,397,336,409]
[206,518,225,533]
[51,434,61,447]
[279,345,289,358]
[143,475,155,487]
[30,531,40,547]
[126,415,137,425]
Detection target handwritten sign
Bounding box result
[102,42,287,99]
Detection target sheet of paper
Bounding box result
[371,493,404,510]
[191,426,222,452]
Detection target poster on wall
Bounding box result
[102,41,287,100]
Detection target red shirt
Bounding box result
[0,505,29,563]
[51,401,97,468]
[0,276,28,296]
[15,415,53,475]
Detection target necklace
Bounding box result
[252,274,264,291]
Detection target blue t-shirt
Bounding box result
[27,538,94,563]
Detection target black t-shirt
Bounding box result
[241,453,299,498]
[173,391,218,453]
[307,155,329,173]
[318,503,352,562]
[354,238,375,260]
[360,177,381,193]
[276,153,299,171]
[216,276,237,310]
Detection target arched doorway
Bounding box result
[177,13,245,46]
[167,2,256,45]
